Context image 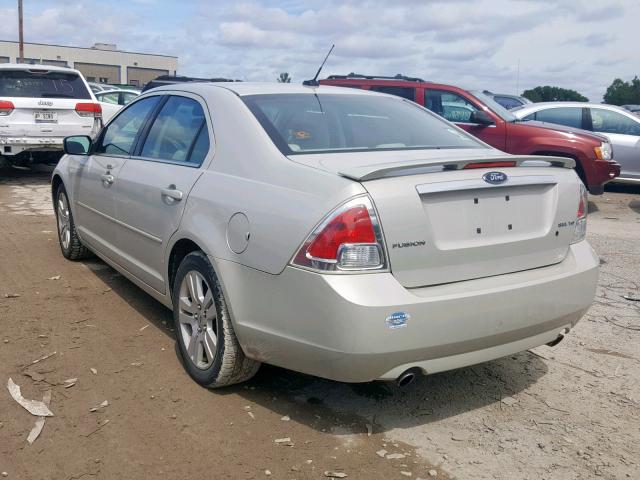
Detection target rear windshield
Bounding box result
[0,69,91,99]
[243,93,484,154]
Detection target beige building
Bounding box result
[0,41,177,87]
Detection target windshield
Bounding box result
[0,69,91,99]
[243,93,484,155]
[469,90,517,122]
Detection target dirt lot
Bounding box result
[0,169,638,480]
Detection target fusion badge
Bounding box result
[386,311,410,329]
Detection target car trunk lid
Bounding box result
[289,150,579,287]
[363,165,579,287]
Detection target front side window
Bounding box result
[0,69,91,99]
[243,93,483,155]
[94,96,161,156]
[534,107,583,129]
[368,86,416,101]
[140,96,209,165]
[424,90,479,123]
[590,108,640,135]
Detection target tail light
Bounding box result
[292,196,387,272]
[571,183,588,244]
[0,100,14,116]
[75,102,102,118]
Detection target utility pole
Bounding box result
[18,0,24,63]
[516,58,520,96]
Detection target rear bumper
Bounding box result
[0,136,63,155]
[216,241,599,383]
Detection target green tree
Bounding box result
[603,77,640,105]
[277,72,291,83]
[522,86,588,102]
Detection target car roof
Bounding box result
[148,82,388,97]
[0,63,82,75]
[96,88,139,94]
[513,102,635,115]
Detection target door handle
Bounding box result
[101,174,114,185]
[161,187,183,202]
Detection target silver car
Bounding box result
[512,102,640,184]
[52,83,598,387]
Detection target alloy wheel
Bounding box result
[57,192,71,250]
[178,270,217,369]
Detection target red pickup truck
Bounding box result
[320,75,620,194]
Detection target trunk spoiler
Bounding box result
[338,155,575,182]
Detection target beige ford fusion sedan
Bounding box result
[52,83,599,387]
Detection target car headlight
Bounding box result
[594,142,612,160]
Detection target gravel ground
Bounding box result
[0,169,638,480]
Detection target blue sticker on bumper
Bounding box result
[386,311,410,329]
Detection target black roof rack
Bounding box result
[326,73,427,83]
[142,75,241,92]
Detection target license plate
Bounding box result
[34,111,57,123]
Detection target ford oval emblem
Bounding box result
[482,171,508,185]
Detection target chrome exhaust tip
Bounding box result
[396,367,422,387]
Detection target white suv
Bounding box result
[0,64,102,167]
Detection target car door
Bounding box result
[112,94,212,293]
[587,107,640,179]
[73,95,162,258]
[423,89,507,150]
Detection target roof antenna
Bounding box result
[303,44,334,87]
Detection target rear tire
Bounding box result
[55,185,91,260]
[172,251,260,388]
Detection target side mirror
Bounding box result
[64,135,92,155]
[469,110,495,126]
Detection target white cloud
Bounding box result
[1,0,638,101]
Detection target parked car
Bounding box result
[321,75,620,194]
[88,82,111,94]
[483,90,532,110]
[622,104,640,117]
[512,102,640,184]
[95,89,140,123]
[0,64,102,167]
[52,83,598,387]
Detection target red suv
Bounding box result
[320,74,620,194]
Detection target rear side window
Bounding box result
[424,90,479,123]
[140,96,209,165]
[95,96,161,156]
[97,92,119,104]
[368,86,416,101]
[534,107,583,129]
[493,96,522,110]
[122,92,137,105]
[0,69,91,99]
[589,108,640,135]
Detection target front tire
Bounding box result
[55,185,90,260]
[172,251,260,388]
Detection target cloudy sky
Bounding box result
[0,0,637,100]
